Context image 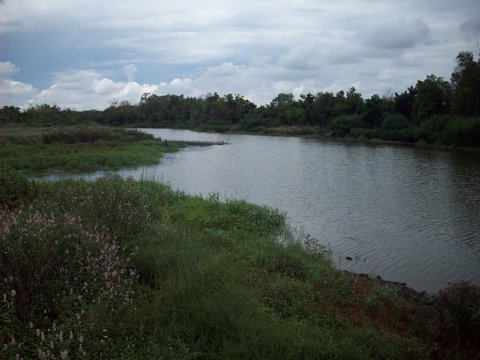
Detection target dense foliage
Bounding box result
[2,51,479,147]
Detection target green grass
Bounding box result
[1,172,479,359]
[0,125,178,174]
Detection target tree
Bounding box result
[268,93,304,126]
[451,51,480,116]
[300,93,315,126]
[344,87,364,115]
[393,86,416,120]
[313,92,337,126]
[413,75,452,122]
[0,106,21,124]
[362,95,385,128]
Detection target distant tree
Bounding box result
[24,104,65,126]
[313,92,337,126]
[413,75,452,122]
[362,95,385,128]
[300,93,316,126]
[344,87,364,115]
[0,106,21,124]
[269,93,304,126]
[393,86,417,121]
[451,51,480,116]
[334,90,346,114]
[270,93,295,108]
[104,101,139,126]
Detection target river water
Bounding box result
[53,129,480,293]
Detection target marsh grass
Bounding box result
[1,170,479,359]
[0,126,178,174]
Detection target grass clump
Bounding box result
[1,171,479,359]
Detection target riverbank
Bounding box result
[132,124,480,152]
[1,128,479,358]
[229,125,480,151]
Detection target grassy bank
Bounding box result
[1,171,480,359]
[0,126,180,174]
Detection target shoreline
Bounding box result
[133,124,480,152]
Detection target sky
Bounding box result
[0,0,479,110]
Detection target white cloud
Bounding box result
[0,61,19,78]
[34,70,158,110]
[0,61,37,107]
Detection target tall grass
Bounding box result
[1,170,479,359]
[0,126,177,174]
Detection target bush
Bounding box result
[438,281,480,343]
[42,127,155,145]
[328,114,367,137]
[0,166,35,208]
[414,115,450,143]
[382,113,409,130]
[445,116,480,147]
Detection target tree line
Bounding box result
[1,50,479,147]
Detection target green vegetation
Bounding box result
[0,126,179,174]
[2,50,479,148]
[1,168,479,358]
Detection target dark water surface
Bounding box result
[54,129,480,293]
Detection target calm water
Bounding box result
[51,129,480,293]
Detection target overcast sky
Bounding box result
[0,0,479,110]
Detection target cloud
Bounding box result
[122,64,138,82]
[1,1,479,109]
[35,70,158,110]
[460,15,480,38]
[364,19,431,53]
[0,61,19,78]
[0,61,37,107]
[277,46,321,71]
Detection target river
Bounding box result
[54,129,480,293]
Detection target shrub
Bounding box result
[381,113,409,130]
[414,115,450,143]
[328,115,367,137]
[445,116,480,147]
[0,166,35,208]
[0,206,137,320]
[0,203,137,358]
[438,280,480,342]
